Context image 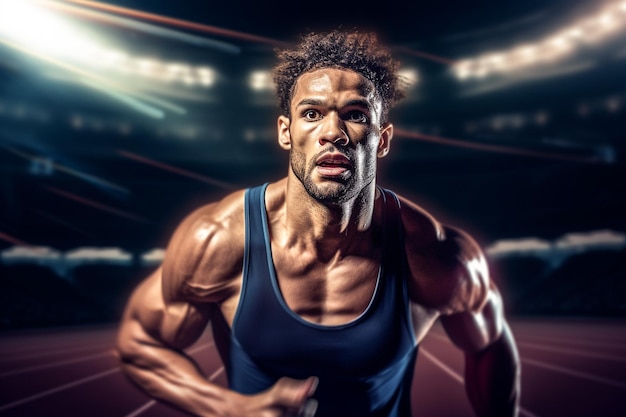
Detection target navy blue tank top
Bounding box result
[228,183,418,417]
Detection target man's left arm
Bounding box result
[400,201,521,417]
[440,283,521,417]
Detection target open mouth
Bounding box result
[316,153,352,177]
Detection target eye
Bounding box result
[303,109,322,120]
[345,110,368,123]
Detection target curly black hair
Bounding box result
[272,30,407,124]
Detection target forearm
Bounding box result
[464,321,521,417]
[118,340,240,417]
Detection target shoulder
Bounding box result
[161,188,249,304]
[392,192,490,315]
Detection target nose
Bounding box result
[318,113,349,147]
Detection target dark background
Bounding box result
[1,0,625,329]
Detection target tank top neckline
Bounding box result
[256,182,390,331]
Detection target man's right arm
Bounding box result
[116,267,239,415]
[115,199,318,417]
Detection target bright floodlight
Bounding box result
[0,1,215,88]
[398,68,420,87]
[0,1,97,60]
[249,70,273,91]
[452,0,626,80]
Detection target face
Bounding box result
[277,68,393,204]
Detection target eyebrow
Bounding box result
[295,98,373,111]
[295,98,324,108]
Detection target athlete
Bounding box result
[116,30,521,417]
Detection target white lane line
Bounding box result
[0,342,114,362]
[420,348,464,384]
[0,368,120,412]
[208,366,225,381]
[432,328,626,351]
[510,334,626,350]
[188,342,214,355]
[0,351,116,378]
[421,348,540,417]
[522,357,626,390]
[124,400,156,417]
[0,332,116,353]
[431,332,626,363]
[517,341,626,363]
[0,342,215,413]
[122,366,225,417]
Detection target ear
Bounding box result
[277,115,291,150]
[377,123,393,158]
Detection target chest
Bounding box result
[271,248,381,326]
[231,237,415,378]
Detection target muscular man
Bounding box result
[116,30,520,417]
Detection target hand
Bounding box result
[240,376,318,417]
[298,398,318,417]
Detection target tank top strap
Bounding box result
[378,187,416,346]
[244,182,269,249]
[235,182,273,335]
[378,187,407,278]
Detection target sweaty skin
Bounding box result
[116,68,520,417]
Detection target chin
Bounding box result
[305,179,358,205]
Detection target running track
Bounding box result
[0,318,624,417]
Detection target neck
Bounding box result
[282,176,378,259]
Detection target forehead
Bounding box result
[292,68,378,105]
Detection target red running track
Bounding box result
[0,317,625,417]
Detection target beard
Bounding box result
[290,147,372,205]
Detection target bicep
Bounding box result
[118,268,211,354]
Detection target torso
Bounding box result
[209,180,441,343]
[222,183,421,417]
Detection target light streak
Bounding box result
[0,38,186,118]
[1,145,129,194]
[394,128,607,163]
[79,79,165,119]
[394,46,456,65]
[117,150,236,190]
[59,0,290,47]
[40,0,241,54]
[44,186,149,223]
[0,231,30,247]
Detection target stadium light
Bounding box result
[452,0,626,81]
[0,0,217,88]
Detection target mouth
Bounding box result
[315,153,352,177]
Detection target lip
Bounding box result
[315,152,352,178]
[315,152,352,169]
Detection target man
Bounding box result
[116,30,520,417]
